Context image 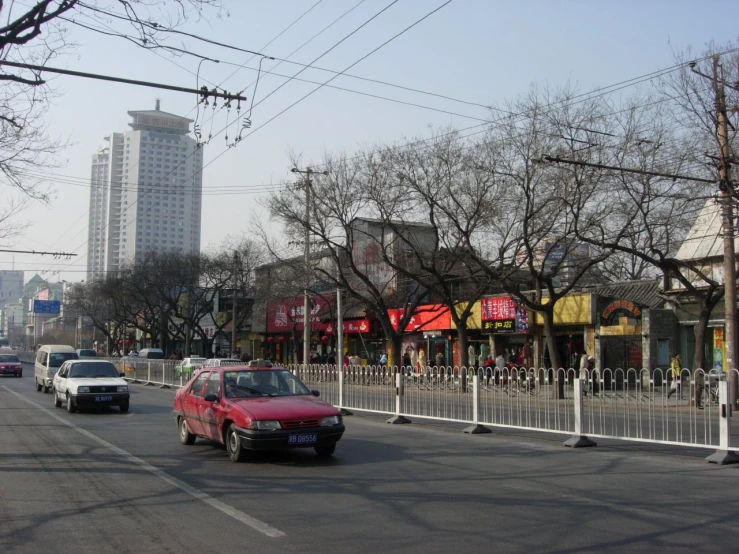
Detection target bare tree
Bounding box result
[364,129,501,369]
[264,153,433,369]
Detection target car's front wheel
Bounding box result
[226,424,248,462]
[179,417,195,445]
[66,393,76,413]
[119,400,130,413]
[314,444,336,458]
[42,382,49,394]
[53,388,62,408]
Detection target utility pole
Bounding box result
[692,56,738,407]
[291,167,328,369]
[232,250,239,357]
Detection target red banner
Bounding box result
[266,297,330,333]
[387,304,450,332]
[481,297,517,321]
[323,319,370,334]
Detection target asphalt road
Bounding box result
[1,372,739,553]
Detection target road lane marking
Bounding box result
[3,386,286,538]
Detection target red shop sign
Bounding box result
[387,304,450,332]
[324,319,371,334]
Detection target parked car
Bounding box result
[0,354,22,377]
[76,349,97,358]
[173,364,345,462]
[202,358,244,368]
[176,357,206,377]
[52,360,130,413]
[138,348,165,359]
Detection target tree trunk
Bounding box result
[542,308,564,399]
[457,323,470,393]
[693,295,720,408]
[390,333,402,371]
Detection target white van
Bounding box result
[35,345,78,393]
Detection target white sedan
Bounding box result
[52,360,130,413]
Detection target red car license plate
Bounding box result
[288,433,317,445]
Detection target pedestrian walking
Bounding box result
[667,353,682,399]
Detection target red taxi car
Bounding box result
[173,363,345,462]
[0,354,23,377]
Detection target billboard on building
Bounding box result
[480,296,529,333]
[33,300,60,314]
[266,297,331,333]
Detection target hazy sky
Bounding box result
[1,0,737,283]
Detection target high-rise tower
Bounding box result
[87,104,203,281]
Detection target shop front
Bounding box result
[387,304,452,369]
[322,319,375,364]
[265,296,331,363]
[597,298,644,372]
[533,293,594,371]
[480,295,531,365]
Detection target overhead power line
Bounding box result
[37,0,403,279]
[0,249,77,258]
[537,155,716,184]
[0,60,245,102]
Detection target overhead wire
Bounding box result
[36,1,332,278]
[38,0,406,279]
[34,7,739,278]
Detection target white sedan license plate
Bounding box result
[288,433,317,445]
[95,395,113,402]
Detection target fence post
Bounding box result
[464,371,491,434]
[564,378,596,447]
[387,371,411,424]
[145,361,153,386]
[338,363,353,416]
[706,375,739,464]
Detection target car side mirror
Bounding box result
[204,393,219,402]
[311,390,320,397]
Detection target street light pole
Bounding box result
[292,167,328,369]
[692,56,738,406]
[232,250,239,357]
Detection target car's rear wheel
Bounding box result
[179,417,195,445]
[119,400,129,414]
[35,379,42,392]
[226,424,248,462]
[53,388,62,408]
[314,444,336,458]
[66,393,76,413]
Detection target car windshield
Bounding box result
[223,369,311,399]
[69,362,120,378]
[49,352,78,367]
[0,355,20,363]
[143,351,165,359]
[78,349,96,357]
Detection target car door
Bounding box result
[55,362,70,395]
[181,371,209,436]
[198,371,223,442]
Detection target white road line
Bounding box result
[3,386,286,538]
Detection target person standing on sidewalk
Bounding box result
[667,353,682,399]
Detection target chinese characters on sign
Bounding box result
[480,297,529,334]
[600,299,642,325]
[324,320,370,334]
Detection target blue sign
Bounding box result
[33,300,61,314]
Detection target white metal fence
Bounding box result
[15,351,738,463]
